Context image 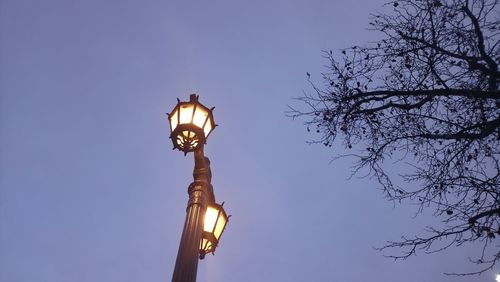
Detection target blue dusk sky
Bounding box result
[0,0,496,281]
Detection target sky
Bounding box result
[0,0,497,281]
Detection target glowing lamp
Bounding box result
[168,94,215,154]
[199,203,229,259]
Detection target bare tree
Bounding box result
[289,0,500,275]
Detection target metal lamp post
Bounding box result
[168,94,229,282]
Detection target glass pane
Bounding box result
[176,138,183,146]
[182,131,195,138]
[179,104,194,124]
[214,215,227,240]
[203,118,213,137]
[170,108,178,131]
[192,106,209,129]
[203,206,219,233]
[200,238,212,252]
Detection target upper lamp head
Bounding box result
[168,94,215,154]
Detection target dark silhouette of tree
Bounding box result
[289,0,499,275]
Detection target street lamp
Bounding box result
[200,202,229,259]
[168,94,228,282]
[168,94,215,154]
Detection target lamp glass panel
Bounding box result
[170,108,179,132]
[182,131,195,138]
[203,118,213,137]
[192,106,209,130]
[201,238,212,252]
[214,214,227,240]
[203,206,219,233]
[179,104,194,124]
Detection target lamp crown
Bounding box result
[190,94,199,102]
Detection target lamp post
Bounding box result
[168,94,229,282]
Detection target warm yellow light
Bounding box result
[179,104,194,124]
[168,94,215,154]
[170,108,178,132]
[200,238,212,252]
[199,203,229,258]
[213,213,226,239]
[204,206,219,233]
[182,131,195,138]
[192,106,209,129]
[203,118,213,138]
